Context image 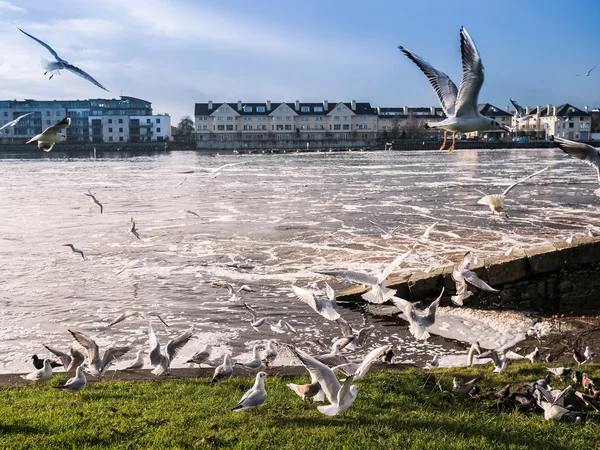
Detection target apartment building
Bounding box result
[513,104,592,140]
[0,96,171,144]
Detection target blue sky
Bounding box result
[1,0,599,122]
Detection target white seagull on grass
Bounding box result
[148,321,193,375]
[476,166,549,223]
[18,28,109,91]
[54,363,88,393]
[231,372,268,412]
[399,27,511,153]
[212,354,233,382]
[21,359,53,382]
[27,117,70,151]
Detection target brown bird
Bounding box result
[287,381,323,402]
[582,373,596,394]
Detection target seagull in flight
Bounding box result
[43,345,85,372]
[212,281,253,304]
[63,244,85,260]
[576,66,596,77]
[476,166,549,223]
[0,112,33,132]
[84,190,103,214]
[291,283,340,321]
[129,217,140,239]
[108,310,169,328]
[18,28,109,91]
[510,98,532,123]
[178,163,243,178]
[391,288,444,340]
[68,329,130,377]
[552,136,600,196]
[399,27,511,153]
[26,117,70,151]
[318,247,413,304]
[451,251,499,305]
[368,219,402,239]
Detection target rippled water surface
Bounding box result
[1,149,599,373]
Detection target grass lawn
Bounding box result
[1,364,599,449]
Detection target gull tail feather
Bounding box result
[317,404,341,416]
[409,323,430,341]
[361,284,395,304]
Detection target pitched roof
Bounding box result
[478,103,512,117]
[194,101,375,116]
[377,106,446,119]
[541,104,590,117]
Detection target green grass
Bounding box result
[1,364,599,449]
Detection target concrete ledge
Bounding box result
[339,237,600,314]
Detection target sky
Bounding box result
[1,0,599,123]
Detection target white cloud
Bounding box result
[0,1,25,12]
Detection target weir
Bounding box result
[338,237,600,314]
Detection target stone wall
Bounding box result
[338,237,600,314]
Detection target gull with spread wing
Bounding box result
[333,316,375,351]
[552,136,600,196]
[212,281,253,304]
[451,251,499,306]
[477,167,549,223]
[576,66,596,77]
[399,27,511,153]
[510,98,532,123]
[318,248,413,304]
[332,344,393,380]
[148,321,193,375]
[291,283,340,321]
[68,329,130,377]
[391,288,444,340]
[0,112,33,132]
[27,117,70,152]
[178,162,243,177]
[43,344,85,372]
[368,219,403,239]
[290,347,359,416]
[108,310,169,328]
[84,190,103,214]
[63,244,85,260]
[18,28,108,91]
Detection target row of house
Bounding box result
[0,96,171,144]
[194,100,595,144]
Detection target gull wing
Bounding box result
[398,46,458,117]
[292,285,319,311]
[318,270,378,286]
[552,136,600,181]
[166,328,194,362]
[462,270,499,292]
[148,322,163,366]
[18,28,61,60]
[368,219,390,235]
[101,346,131,370]
[458,251,473,271]
[108,311,133,327]
[510,98,525,118]
[421,221,438,239]
[454,27,484,118]
[44,117,71,136]
[70,348,85,369]
[378,248,413,283]
[43,344,71,368]
[0,112,33,131]
[426,288,445,317]
[390,296,414,318]
[335,317,354,338]
[325,282,336,301]
[243,302,258,322]
[356,345,392,377]
[290,347,341,404]
[356,325,375,346]
[238,285,253,293]
[502,166,549,197]
[337,374,356,407]
[64,63,109,91]
[279,320,297,333]
[68,330,100,367]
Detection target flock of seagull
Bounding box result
[8,25,600,420]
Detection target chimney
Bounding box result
[525,106,530,115]
[537,105,541,115]
[547,104,552,115]
[295,100,300,111]
[585,105,589,113]
[323,100,328,110]
[553,106,557,116]
[377,106,381,115]
[505,106,510,113]
[266,100,271,111]
[351,100,356,111]
[430,106,435,115]
[237,100,242,111]
[208,100,213,109]
[403,105,408,114]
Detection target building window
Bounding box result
[315,116,323,121]
[336,107,347,112]
[276,125,284,130]
[256,106,265,112]
[227,116,233,121]
[118,119,123,124]
[280,107,289,112]
[301,106,310,112]
[108,127,113,132]
[119,136,123,141]
[314,106,323,112]
[108,136,113,141]
[56,111,60,116]
[217,116,224,121]
[300,117,308,121]
[146,119,151,123]
[334,116,340,121]
[284,125,292,130]
[343,124,350,130]
[203,125,207,130]
[286,116,292,121]
[157,128,161,132]
[217,125,224,130]
[46,111,50,116]
[243,106,253,112]
[569,123,574,128]
[156,118,160,124]
[226,125,233,130]
[343,116,350,120]
[276,116,282,120]
[3,112,7,116]
[119,128,123,132]
[108,118,112,123]
[334,124,341,130]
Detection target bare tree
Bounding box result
[402,113,427,139]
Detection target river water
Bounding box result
[1,148,599,373]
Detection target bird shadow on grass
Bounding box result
[0,422,48,435]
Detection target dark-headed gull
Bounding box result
[391,288,444,340]
[290,346,359,416]
[477,166,549,223]
[0,112,33,131]
[231,372,268,412]
[552,136,600,196]
[291,283,340,321]
[261,340,278,367]
[84,190,103,214]
[333,316,375,351]
[124,350,144,370]
[26,117,70,151]
[235,345,262,371]
[68,329,130,377]
[18,28,108,91]
[148,321,193,375]
[399,27,511,153]
[31,354,62,370]
[510,98,532,123]
[318,248,413,304]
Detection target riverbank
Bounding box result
[1,364,599,449]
